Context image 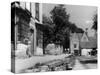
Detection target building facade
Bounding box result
[70,30,97,56]
[11,2,43,56]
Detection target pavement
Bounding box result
[77,56,97,61]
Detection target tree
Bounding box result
[42,15,54,49]
[92,14,97,31]
[50,5,70,44]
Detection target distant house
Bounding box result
[70,30,97,55]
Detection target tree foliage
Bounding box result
[50,5,70,43]
[92,14,97,31]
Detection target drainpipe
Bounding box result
[15,15,19,50]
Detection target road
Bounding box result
[14,54,70,73]
[16,55,97,73]
[73,59,86,70]
[72,56,97,70]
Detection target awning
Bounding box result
[35,22,53,33]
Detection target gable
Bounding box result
[81,33,89,42]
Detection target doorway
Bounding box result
[74,50,79,56]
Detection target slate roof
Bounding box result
[71,32,97,49]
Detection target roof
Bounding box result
[80,32,97,48]
[35,22,54,34]
[81,32,89,42]
[71,32,97,49]
[80,40,97,48]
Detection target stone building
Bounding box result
[70,30,97,56]
[11,2,44,56]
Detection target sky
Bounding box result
[42,3,97,31]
